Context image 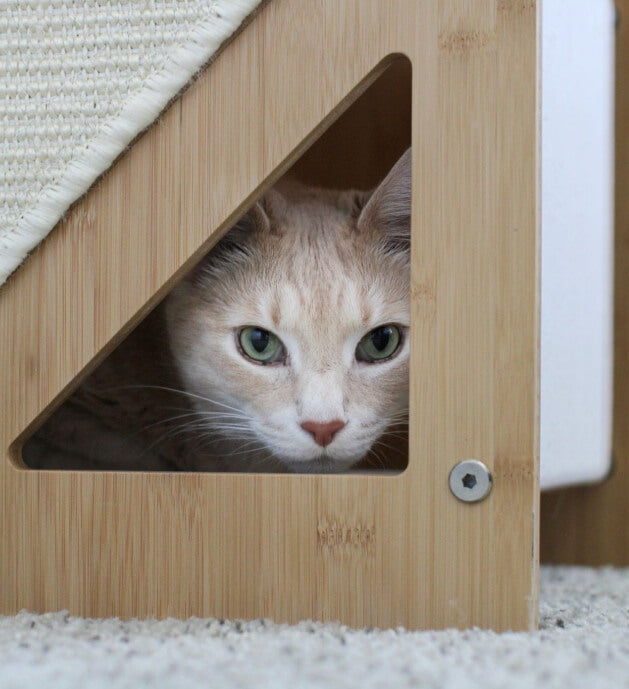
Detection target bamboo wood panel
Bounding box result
[541,1,629,564]
[0,0,539,630]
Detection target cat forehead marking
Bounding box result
[270,278,371,335]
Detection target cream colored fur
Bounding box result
[23,150,411,472]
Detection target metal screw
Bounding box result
[449,460,492,503]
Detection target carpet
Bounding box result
[1,566,628,688]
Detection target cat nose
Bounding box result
[300,419,346,447]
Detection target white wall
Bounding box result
[540,0,615,489]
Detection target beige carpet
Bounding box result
[1,566,628,688]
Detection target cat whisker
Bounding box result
[366,449,387,471]
[159,406,248,421]
[372,439,406,459]
[245,450,282,471]
[384,419,409,427]
[194,425,256,439]
[189,433,274,467]
[167,419,252,438]
[131,411,235,436]
[223,445,271,460]
[134,417,254,459]
[373,437,404,450]
[194,433,263,456]
[110,384,245,416]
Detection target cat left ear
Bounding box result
[357,147,412,254]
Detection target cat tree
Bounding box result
[1,0,540,631]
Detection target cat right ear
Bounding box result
[228,188,287,238]
[232,199,271,235]
[357,147,412,254]
[213,193,278,250]
[184,198,274,286]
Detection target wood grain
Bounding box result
[541,1,629,564]
[0,0,539,630]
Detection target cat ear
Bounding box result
[212,200,269,258]
[228,189,286,237]
[185,198,275,285]
[234,200,270,233]
[357,148,412,253]
[258,188,287,225]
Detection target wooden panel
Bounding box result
[0,0,539,630]
[541,2,629,564]
[291,57,412,190]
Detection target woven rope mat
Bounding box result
[0,0,262,287]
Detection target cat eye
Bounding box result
[238,326,286,364]
[355,324,402,363]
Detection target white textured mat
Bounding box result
[1,566,628,689]
[0,0,261,287]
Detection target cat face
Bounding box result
[165,149,411,472]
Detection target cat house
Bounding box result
[0,0,623,632]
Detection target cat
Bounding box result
[22,148,411,473]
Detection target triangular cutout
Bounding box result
[19,56,411,474]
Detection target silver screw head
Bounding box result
[449,460,493,503]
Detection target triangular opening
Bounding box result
[19,56,411,474]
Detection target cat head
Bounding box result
[165,148,411,472]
